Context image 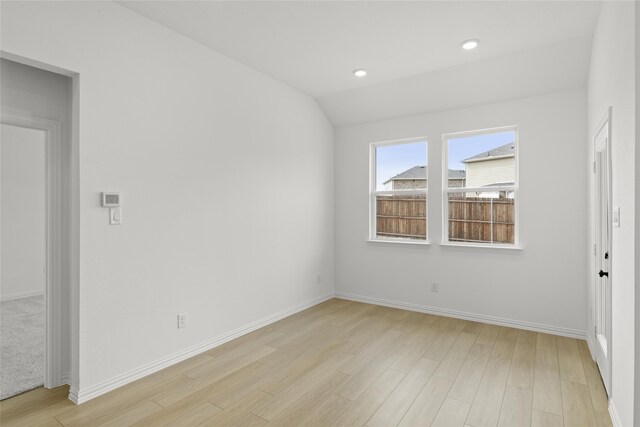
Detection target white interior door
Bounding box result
[594,111,612,397]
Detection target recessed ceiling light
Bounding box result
[461,39,479,50]
[353,69,367,78]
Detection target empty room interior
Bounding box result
[0,1,638,426]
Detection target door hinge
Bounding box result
[595,325,597,335]
[593,161,596,173]
[594,244,597,256]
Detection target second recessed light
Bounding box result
[461,39,479,50]
[353,69,367,78]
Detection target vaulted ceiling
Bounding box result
[118,1,601,125]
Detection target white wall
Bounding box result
[1,1,334,400]
[587,2,636,426]
[335,89,588,335]
[1,124,46,299]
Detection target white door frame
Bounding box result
[1,110,64,388]
[593,107,612,397]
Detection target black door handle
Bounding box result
[599,270,609,278]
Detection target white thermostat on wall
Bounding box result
[101,192,120,207]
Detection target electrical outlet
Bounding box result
[431,282,439,293]
[177,313,187,329]
[316,274,321,284]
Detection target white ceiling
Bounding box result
[118,1,601,125]
[319,35,593,126]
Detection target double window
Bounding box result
[370,127,518,247]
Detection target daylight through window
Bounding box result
[443,128,518,245]
[370,138,428,242]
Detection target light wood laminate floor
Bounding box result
[0,299,612,427]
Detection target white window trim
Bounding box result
[369,137,430,244]
[441,125,520,248]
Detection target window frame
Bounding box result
[369,137,430,244]
[441,126,520,248]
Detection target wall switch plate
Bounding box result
[177,313,187,329]
[109,207,122,225]
[316,275,321,284]
[612,206,620,228]
[431,282,439,292]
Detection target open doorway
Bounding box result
[0,124,47,398]
[0,58,74,400]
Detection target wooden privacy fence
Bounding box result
[376,195,427,239]
[448,198,514,244]
[376,196,514,243]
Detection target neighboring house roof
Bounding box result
[383,166,466,184]
[462,142,515,163]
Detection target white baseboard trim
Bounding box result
[69,386,80,405]
[49,372,72,393]
[335,292,587,340]
[0,289,44,302]
[60,372,72,386]
[70,293,334,404]
[586,332,595,358]
[608,399,622,427]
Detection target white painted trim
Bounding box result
[586,331,595,357]
[441,125,519,140]
[70,293,334,404]
[335,292,587,340]
[439,242,523,250]
[1,51,78,79]
[1,110,63,389]
[370,135,429,148]
[375,189,429,195]
[390,177,465,181]
[367,239,431,246]
[0,290,45,302]
[60,372,72,386]
[447,186,515,194]
[608,399,623,427]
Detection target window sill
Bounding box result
[440,242,523,250]
[367,239,432,246]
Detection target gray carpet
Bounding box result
[0,295,44,400]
